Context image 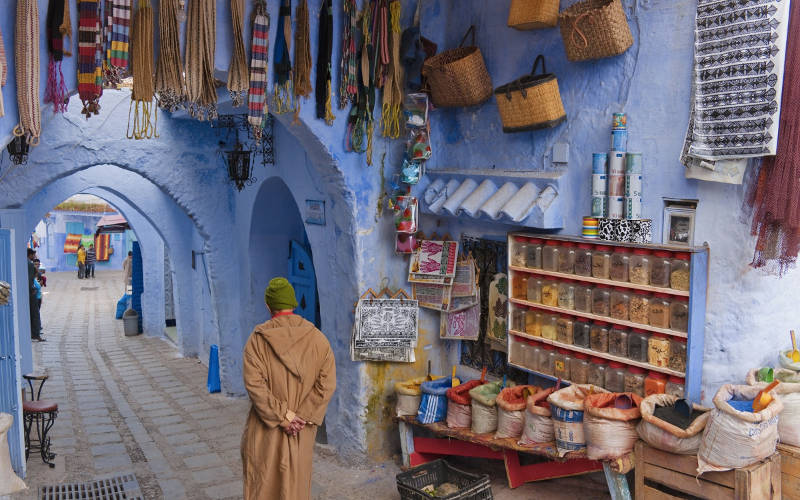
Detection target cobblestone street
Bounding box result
[12,271,610,499]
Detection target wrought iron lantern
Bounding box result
[6,135,30,165]
[221,141,256,191]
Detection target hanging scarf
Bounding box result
[227,0,248,106]
[273,0,293,114]
[363,1,379,165]
[104,0,132,85]
[372,0,390,89]
[45,0,69,114]
[0,26,6,118]
[247,0,270,141]
[339,0,358,109]
[380,0,402,138]
[316,0,334,124]
[15,0,42,144]
[78,0,103,118]
[155,0,185,111]
[292,0,312,118]
[127,0,157,140]
[185,0,217,120]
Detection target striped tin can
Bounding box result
[625,196,642,220]
[591,174,607,197]
[592,153,608,174]
[611,129,628,152]
[625,152,643,174]
[612,112,627,130]
[609,152,626,175]
[608,196,625,219]
[591,196,607,217]
[583,216,599,227]
[625,173,642,198]
[608,175,625,197]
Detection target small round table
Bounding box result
[22,371,57,468]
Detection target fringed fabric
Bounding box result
[248,0,270,141]
[155,0,185,111]
[45,0,69,114]
[273,0,293,114]
[15,0,42,143]
[78,0,103,118]
[104,0,132,86]
[127,0,157,140]
[316,0,335,124]
[227,0,248,106]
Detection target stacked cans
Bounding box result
[591,153,608,217]
[625,153,643,219]
[608,151,626,219]
[582,216,599,239]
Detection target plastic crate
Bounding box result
[396,459,493,500]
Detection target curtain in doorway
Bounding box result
[63,233,82,253]
[95,233,111,261]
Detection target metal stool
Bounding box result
[22,371,57,468]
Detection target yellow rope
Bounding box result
[129,0,157,139]
[274,81,293,114]
[324,80,335,125]
[366,121,374,166]
[381,0,403,139]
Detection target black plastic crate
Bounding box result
[396,459,493,500]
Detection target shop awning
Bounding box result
[95,214,130,234]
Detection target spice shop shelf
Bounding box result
[508,265,691,297]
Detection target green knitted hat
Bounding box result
[264,277,298,311]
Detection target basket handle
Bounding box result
[571,12,595,49]
[459,25,476,47]
[531,55,546,76]
[504,55,547,102]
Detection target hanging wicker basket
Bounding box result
[559,0,633,62]
[494,55,566,133]
[422,26,493,108]
[508,0,559,30]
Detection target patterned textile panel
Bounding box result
[63,233,82,253]
[95,233,110,261]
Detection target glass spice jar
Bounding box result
[558,242,576,274]
[573,318,592,348]
[525,238,544,269]
[605,361,627,393]
[629,290,650,325]
[512,306,527,332]
[590,321,610,352]
[527,277,544,303]
[574,283,593,313]
[558,280,576,310]
[648,332,671,368]
[588,357,608,388]
[625,366,647,397]
[513,272,529,300]
[669,337,687,373]
[649,293,671,329]
[554,348,571,380]
[609,326,630,357]
[542,240,560,272]
[610,287,630,321]
[574,243,593,277]
[538,344,556,376]
[610,247,632,282]
[670,253,691,291]
[541,314,558,340]
[556,314,574,345]
[528,344,542,371]
[514,338,531,367]
[592,284,611,316]
[541,279,559,307]
[650,250,672,288]
[628,329,650,362]
[512,236,529,267]
[525,309,542,337]
[670,296,689,333]
[570,353,590,384]
[592,245,613,279]
[629,249,652,285]
[666,376,685,398]
[645,371,667,396]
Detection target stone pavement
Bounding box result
[12,271,611,499]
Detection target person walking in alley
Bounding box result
[86,243,97,279]
[241,278,336,500]
[77,244,86,279]
[122,251,132,288]
[27,248,43,342]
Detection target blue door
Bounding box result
[0,229,24,475]
[287,241,317,326]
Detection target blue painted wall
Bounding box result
[34,211,129,272]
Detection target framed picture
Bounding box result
[663,207,695,246]
[305,200,325,225]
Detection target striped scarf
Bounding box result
[45,0,68,113]
[105,0,132,85]
[247,0,270,141]
[15,0,42,143]
[78,0,103,117]
[339,0,358,109]
[0,26,7,118]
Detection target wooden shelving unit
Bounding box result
[508,265,691,297]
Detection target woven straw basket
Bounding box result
[508,0,559,30]
[422,26,493,108]
[559,0,633,62]
[494,55,566,133]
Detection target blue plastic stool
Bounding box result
[207,344,221,393]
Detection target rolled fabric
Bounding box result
[501,182,541,222]
[429,179,461,214]
[423,178,446,205]
[442,178,478,216]
[479,182,519,219]
[459,179,497,217]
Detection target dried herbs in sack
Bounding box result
[445,379,484,429]
[747,368,800,447]
[547,384,608,456]
[495,385,541,439]
[583,392,642,460]
[469,381,514,435]
[519,387,555,446]
[637,394,710,455]
[698,384,783,474]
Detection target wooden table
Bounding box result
[396,416,631,497]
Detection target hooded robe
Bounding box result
[241,314,336,500]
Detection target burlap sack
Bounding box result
[636,394,710,454]
[0,413,26,495]
[583,392,642,460]
[746,368,800,447]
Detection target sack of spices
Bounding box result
[417,377,455,424]
[779,349,800,371]
[495,385,541,439]
[637,394,710,454]
[519,387,556,446]
[583,392,642,460]
[494,55,566,133]
[395,375,441,417]
[698,384,783,474]
[746,368,800,447]
[547,384,608,456]
[445,379,485,429]
[469,381,514,434]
